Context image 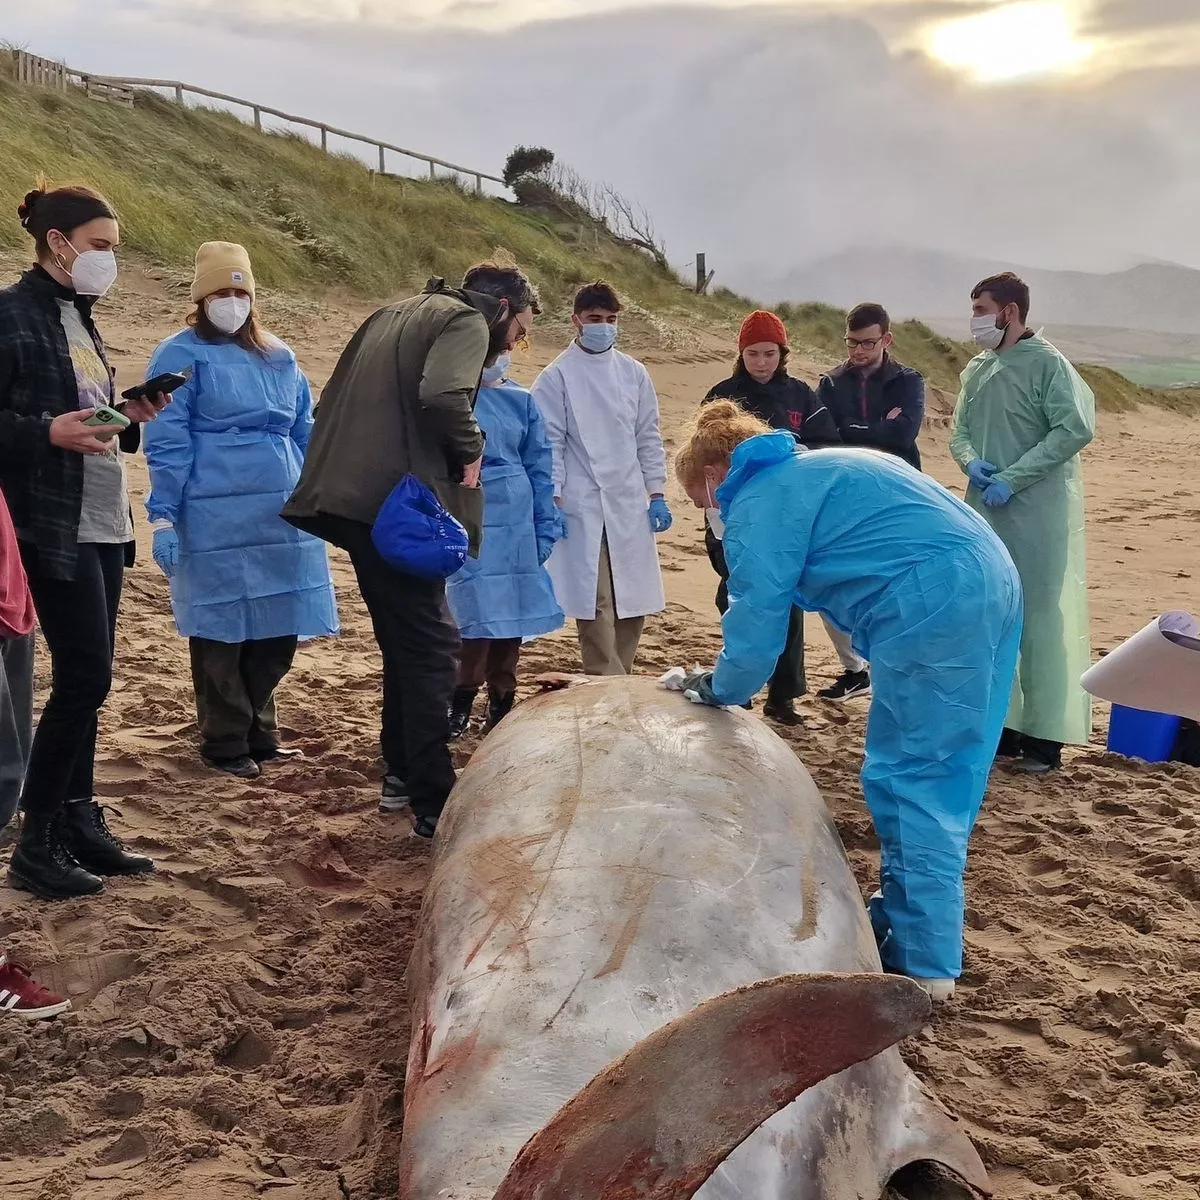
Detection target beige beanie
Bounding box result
[191,241,255,303]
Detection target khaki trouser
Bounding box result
[577,533,645,676]
[822,615,868,674]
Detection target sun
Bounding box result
[926,1,1094,84]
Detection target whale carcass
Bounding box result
[400,678,988,1199]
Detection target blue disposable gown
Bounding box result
[143,329,339,644]
[950,336,1095,746]
[446,380,564,641]
[711,433,1023,980]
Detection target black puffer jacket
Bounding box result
[704,367,841,446]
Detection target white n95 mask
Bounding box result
[207,296,252,336]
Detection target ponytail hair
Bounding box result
[18,179,116,259]
[675,400,770,487]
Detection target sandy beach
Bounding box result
[1,262,1198,1200]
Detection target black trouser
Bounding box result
[705,524,806,701]
[998,727,1063,767]
[327,517,460,821]
[189,637,298,761]
[18,541,123,821]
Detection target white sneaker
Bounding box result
[909,976,956,1003]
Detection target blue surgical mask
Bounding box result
[481,352,511,386]
[579,322,618,353]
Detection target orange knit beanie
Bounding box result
[738,310,789,351]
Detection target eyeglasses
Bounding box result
[512,313,533,352]
[844,336,883,350]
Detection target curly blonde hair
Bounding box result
[675,400,770,487]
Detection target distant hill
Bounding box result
[0,56,1189,413]
[758,248,1200,337]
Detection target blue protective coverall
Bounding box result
[711,433,1023,979]
[143,330,338,643]
[446,380,564,640]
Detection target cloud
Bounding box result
[5,0,1198,292]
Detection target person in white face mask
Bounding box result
[951,272,1095,776]
[143,243,338,780]
[531,281,671,676]
[0,181,171,902]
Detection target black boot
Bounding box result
[485,688,516,731]
[8,815,104,901]
[57,802,155,878]
[449,688,478,740]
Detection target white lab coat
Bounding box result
[531,343,667,620]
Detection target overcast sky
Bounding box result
[7,1,1199,293]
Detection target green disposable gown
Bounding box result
[950,335,1095,745]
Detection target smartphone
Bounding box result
[121,367,192,404]
[82,405,131,436]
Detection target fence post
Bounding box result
[321,125,328,152]
[379,144,386,174]
[253,105,262,131]
[175,83,183,103]
[696,254,706,295]
[475,174,482,194]
[429,160,436,180]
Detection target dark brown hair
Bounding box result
[847,302,890,334]
[188,302,273,355]
[462,261,541,314]
[972,272,1031,323]
[18,180,116,259]
[734,345,790,379]
[574,280,622,315]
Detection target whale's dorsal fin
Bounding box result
[492,972,931,1200]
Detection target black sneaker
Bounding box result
[762,697,804,727]
[411,814,438,840]
[817,671,871,702]
[57,802,155,877]
[251,747,304,765]
[1011,735,1062,775]
[202,754,261,779]
[448,688,478,741]
[379,774,410,815]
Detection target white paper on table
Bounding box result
[1081,611,1200,721]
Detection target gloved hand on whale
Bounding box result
[659,666,723,707]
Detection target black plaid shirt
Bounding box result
[0,267,138,581]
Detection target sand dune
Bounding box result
[1,265,1198,1199]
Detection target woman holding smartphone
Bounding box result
[0,182,167,901]
[143,243,337,779]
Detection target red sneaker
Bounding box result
[0,952,71,1020]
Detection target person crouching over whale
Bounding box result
[673,400,1023,1001]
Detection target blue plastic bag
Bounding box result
[371,475,469,580]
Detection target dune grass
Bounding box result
[0,55,1185,413]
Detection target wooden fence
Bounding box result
[9,49,505,193]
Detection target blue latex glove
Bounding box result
[558,511,568,539]
[537,538,554,566]
[649,497,673,534]
[966,459,998,490]
[680,671,721,707]
[152,527,180,578]
[982,479,1014,508]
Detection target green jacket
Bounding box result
[283,278,496,554]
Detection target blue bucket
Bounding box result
[1107,703,1182,764]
